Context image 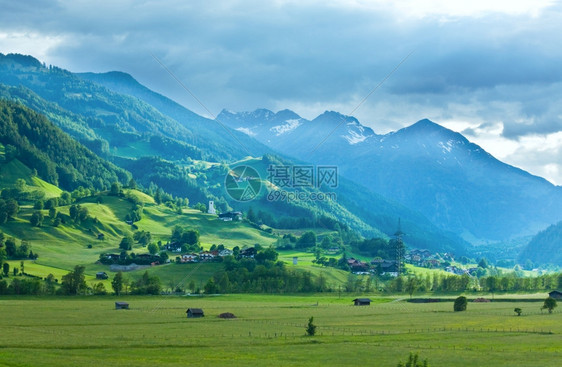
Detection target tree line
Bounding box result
[387,272,562,294]
[0,266,161,296]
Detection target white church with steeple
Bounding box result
[207,200,216,215]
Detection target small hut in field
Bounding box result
[186,308,205,318]
[115,302,129,309]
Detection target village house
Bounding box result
[347,258,369,273]
[240,247,256,258]
[445,266,467,275]
[163,242,182,253]
[409,254,422,263]
[218,211,242,221]
[186,308,204,318]
[218,248,233,257]
[104,253,120,260]
[199,251,216,261]
[406,249,431,262]
[380,260,399,277]
[181,253,199,263]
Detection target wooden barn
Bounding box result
[186,308,205,318]
[353,298,372,306]
[548,290,562,299]
[115,302,129,309]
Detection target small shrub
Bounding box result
[454,296,467,312]
[306,316,316,336]
[397,352,429,367]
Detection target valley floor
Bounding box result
[0,294,560,366]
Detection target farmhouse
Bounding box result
[348,258,368,273]
[218,211,242,221]
[163,242,182,252]
[115,302,129,309]
[353,298,372,306]
[103,253,120,260]
[199,251,216,261]
[240,247,256,258]
[96,271,108,279]
[219,249,233,257]
[180,253,199,263]
[186,308,205,318]
[548,290,562,299]
[406,249,431,264]
[372,259,399,276]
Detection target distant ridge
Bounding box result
[219,110,562,241]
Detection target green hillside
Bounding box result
[0,95,353,290]
[0,185,278,284]
[0,147,356,291]
[0,99,130,190]
[519,221,562,266]
[0,54,467,253]
[0,53,268,162]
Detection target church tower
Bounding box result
[394,218,404,275]
[207,200,216,215]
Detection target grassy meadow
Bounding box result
[0,294,560,367]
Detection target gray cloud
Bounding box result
[1,0,562,183]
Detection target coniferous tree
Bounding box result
[246,206,257,223]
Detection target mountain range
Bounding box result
[1,52,561,264]
[218,109,562,243]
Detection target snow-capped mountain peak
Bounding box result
[270,119,302,136]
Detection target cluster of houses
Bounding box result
[178,247,256,263]
[444,265,480,276]
[406,249,488,275]
[347,249,462,277]
[347,257,400,277]
[405,249,455,268]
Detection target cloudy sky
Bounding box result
[1,0,561,184]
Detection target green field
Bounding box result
[0,294,560,366]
